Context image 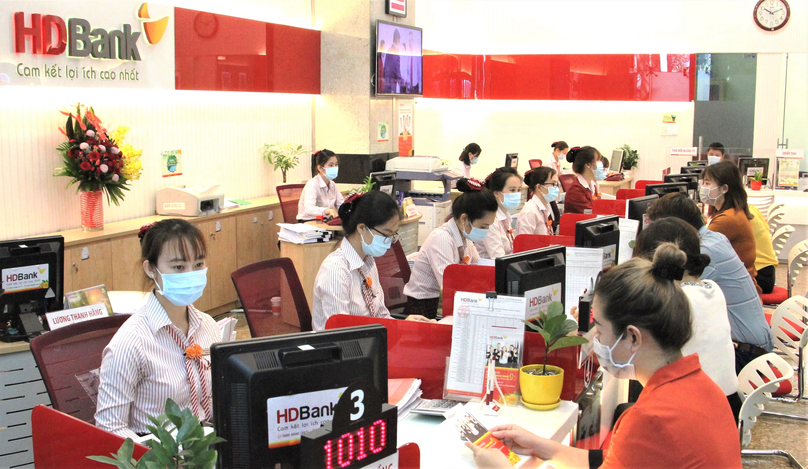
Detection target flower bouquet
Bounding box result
[54,104,143,230]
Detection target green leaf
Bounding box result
[193,450,218,469]
[144,441,175,465]
[548,336,589,353]
[176,415,197,443]
[153,424,178,455]
[65,115,75,139]
[116,438,135,462]
[546,301,564,317]
[87,455,135,469]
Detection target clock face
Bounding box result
[194,12,218,38]
[754,0,790,31]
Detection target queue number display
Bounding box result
[301,382,398,469]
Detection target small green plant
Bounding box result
[262,143,307,183]
[621,144,639,170]
[751,170,763,182]
[88,399,225,469]
[524,301,589,375]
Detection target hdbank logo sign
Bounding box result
[0,1,175,89]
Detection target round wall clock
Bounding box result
[194,12,218,38]
[753,0,790,31]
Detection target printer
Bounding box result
[385,156,448,173]
[156,185,224,217]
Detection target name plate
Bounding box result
[46,303,109,330]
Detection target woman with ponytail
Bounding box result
[403,178,498,318]
[476,167,523,259]
[562,146,602,214]
[467,243,741,469]
[456,143,482,178]
[312,191,431,330]
[516,167,559,236]
[547,141,569,175]
[634,217,740,420]
[297,149,343,221]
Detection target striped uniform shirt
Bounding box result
[312,239,391,331]
[403,219,480,300]
[475,207,513,259]
[95,293,221,439]
[297,176,344,220]
[545,154,564,175]
[515,194,554,237]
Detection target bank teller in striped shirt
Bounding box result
[95,219,221,439]
[402,178,499,319]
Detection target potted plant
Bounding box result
[520,301,588,410]
[749,170,764,191]
[262,142,307,183]
[620,144,639,179]
[89,398,225,469]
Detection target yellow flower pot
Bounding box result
[520,364,564,410]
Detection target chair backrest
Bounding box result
[375,241,411,314]
[770,224,795,259]
[442,264,495,317]
[558,174,576,192]
[276,184,306,223]
[634,180,663,190]
[737,353,794,446]
[29,314,130,424]
[770,295,808,361]
[592,199,627,217]
[513,234,576,253]
[766,202,785,221]
[767,205,787,235]
[748,195,775,215]
[616,189,646,200]
[788,240,808,297]
[558,213,596,237]
[231,257,312,333]
[528,159,543,169]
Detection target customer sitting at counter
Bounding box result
[515,167,558,236]
[475,167,523,259]
[297,149,343,221]
[96,219,221,439]
[748,204,779,294]
[312,191,432,330]
[403,178,498,318]
[562,146,601,214]
[467,244,741,468]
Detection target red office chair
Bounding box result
[634,180,663,191]
[513,234,576,253]
[559,174,577,192]
[558,213,596,237]
[276,184,306,223]
[442,264,495,317]
[616,189,646,200]
[528,159,543,169]
[231,257,312,333]
[30,314,131,424]
[593,199,627,217]
[376,241,412,315]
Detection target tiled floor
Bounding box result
[216,263,808,468]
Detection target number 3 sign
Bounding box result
[300,381,399,469]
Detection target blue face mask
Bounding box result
[544,186,560,203]
[360,228,391,257]
[462,219,489,242]
[594,162,607,181]
[324,166,339,180]
[501,192,521,211]
[470,156,479,165]
[154,268,208,307]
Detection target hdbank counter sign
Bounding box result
[0,1,174,89]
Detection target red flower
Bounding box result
[88,151,100,162]
[68,149,79,158]
[80,161,92,171]
[95,168,102,177]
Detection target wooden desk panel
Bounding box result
[280,239,339,326]
[598,177,633,196]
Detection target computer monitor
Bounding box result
[574,216,620,270]
[645,182,688,197]
[369,170,397,196]
[610,149,624,172]
[680,166,705,176]
[505,153,518,170]
[738,157,770,184]
[0,236,64,342]
[664,174,699,199]
[626,194,659,233]
[212,324,388,468]
[495,246,566,320]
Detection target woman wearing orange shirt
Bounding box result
[466,244,741,469]
[561,146,601,214]
[700,162,758,288]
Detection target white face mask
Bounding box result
[699,185,723,206]
[593,333,637,380]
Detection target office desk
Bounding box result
[598,177,633,196]
[279,239,339,326]
[398,401,578,468]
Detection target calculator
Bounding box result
[410,399,462,417]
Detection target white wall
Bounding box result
[413,99,695,183]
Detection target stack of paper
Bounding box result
[388,378,423,417]
[217,316,238,342]
[277,223,332,244]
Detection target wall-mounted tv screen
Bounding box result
[375,20,423,97]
